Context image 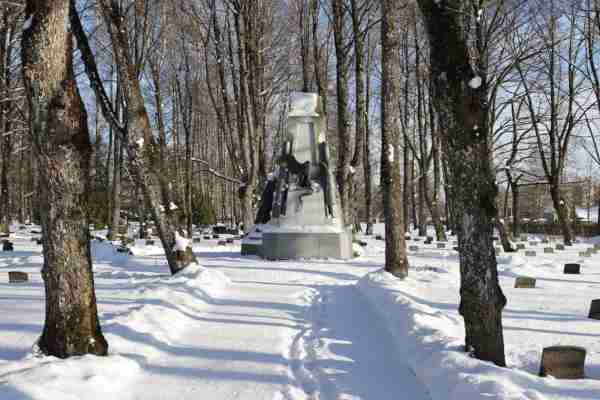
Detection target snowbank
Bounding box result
[357,269,600,400]
[1,355,141,400]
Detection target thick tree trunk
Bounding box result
[417,0,506,366]
[550,184,573,245]
[418,176,427,236]
[381,0,409,278]
[22,0,107,358]
[495,217,515,252]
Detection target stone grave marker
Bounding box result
[594,243,600,250]
[213,234,220,239]
[542,238,550,244]
[514,277,536,288]
[218,240,227,246]
[556,244,565,251]
[525,250,536,257]
[588,299,600,320]
[520,235,528,241]
[355,240,368,247]
[539,346,586,379]
[517,244,526,250]
[8,271,28,283]
[495,246,502,253]
[203,235,211,240]
[375,235,384,241]
[145,240,155,246]
[529,241,538,246]
[564,263,581,274]
[437,243,446,249]
[408,245,419,252]
[2,241,13,252]
[579,251,591,258]
[424,236,434,244]
[543,247,554,254]
[226,238,235,244]
[193,237,201,243]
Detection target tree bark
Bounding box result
[550,183,574,245]
[417,0,507,366]
[22,0,108,358]
[381,0,409,278]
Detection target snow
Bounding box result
[173,231,189,251]
[288,92,320,117]
[1,223,600,399]
[469,76,483,89]
[23,16,33,31]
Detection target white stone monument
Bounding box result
[243,92,353,259]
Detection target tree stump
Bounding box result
[539,346,586,379]
[588,299,600,320]
[564,263,581,274]
[525,250,536,257]
[8,271,28,283]
[2,241,14,252]
[543,248,554,254]
[514,277,536,288]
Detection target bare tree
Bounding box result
[416,0,507,366]
[22,0,108,358]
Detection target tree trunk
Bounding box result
[22,0,108,358]
[550,183,573,245]
[417,0,507,367]
[107,137,123,241]
[511,183,521,238]
[381,0,409,278]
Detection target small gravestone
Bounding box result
[514,276,536,288]
[355,240,368,247]
[539,346,586,379]
[226,238,235,244]
[376,235,384,241]
[116,245,130,254]
[31,237,38,242]
[36,239,43,245]
[413,238,421,242]
[564,263,581,274]
[217,240,227,246]
[2,241,13,252]
[556,244,565,251]
[525,250,536,257]
[542,239,549,244]
[213,234,220,239]
[517,244,526,250]
[543,247,554,254]
[579,251,591,258]
[404,235,411,241]
[588,299,600,320]
[193,237,201,243]
[453,246,460,252]
[520,235,528,241]
[529,241,538,246]
[594,243,600,250]
[203,235,211,240]
[437,243,446,249]
[145,240,155,246]
[408,245,419,252]
[8,271,28,283]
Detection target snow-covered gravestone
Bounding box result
[249,92,353,260]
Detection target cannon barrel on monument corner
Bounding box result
[242,92,353,260]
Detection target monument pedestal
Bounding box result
[262,230,352,260]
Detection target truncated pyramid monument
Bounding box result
[242,92,353,259]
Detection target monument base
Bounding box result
[241,242,262,257]
[261,231,353,260]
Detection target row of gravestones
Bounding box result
[515,264,594,379]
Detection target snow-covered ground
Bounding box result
[0,224,599,399]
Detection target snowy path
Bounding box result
[182,252,431,400]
